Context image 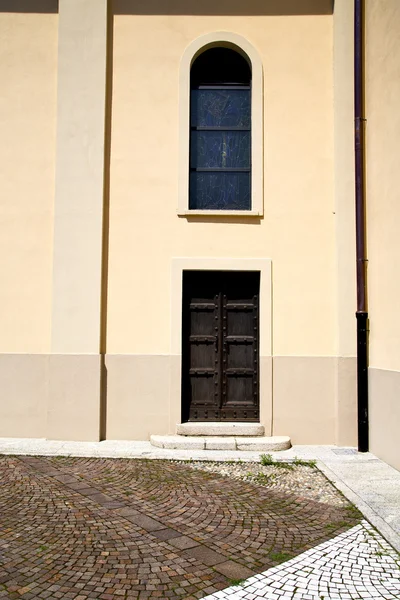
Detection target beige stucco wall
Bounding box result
[365,0,400,469]
[333,0,356,359]
[366,0,400,372]
[0,2,361,445]
[102,4,362,442]
[105,6,339,440]
[0,12,57,353]
[0,3,107,443]
[108,7,335,357]
[48,0,109,441]
[332,0,357,447]
[51,0,108,355]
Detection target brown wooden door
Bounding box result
[182,271,259,422]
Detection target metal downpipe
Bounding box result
[354,0,369,452]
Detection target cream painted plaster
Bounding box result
[369,368,400,472]
[333,0,356,358]
[51,0,108,354]
[331,0,357,442]
[0,13,57,353]
[47,354,101,441]
[366,0,400,371]
[272,357,336,444]
[178,32,263,216]
[0,354,47,438]
[108,9,335,357]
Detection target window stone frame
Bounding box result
[178,32,264,216]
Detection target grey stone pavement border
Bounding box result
[0,437,399,556]
[202,520,400,600]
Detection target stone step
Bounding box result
[150,435,291,451]
[176,422,265,437]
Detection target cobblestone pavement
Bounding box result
[203,521,400,600]
[0,456,362,599]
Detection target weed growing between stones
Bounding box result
[260,453,317,468]
[268,551,293,563]
[246,472,277,485]
[344,503,363,519]
[293,457,317,468]
[325,520,349,531]
[228,578,246,586]
[259,453,274,466]
[260,453,294,469]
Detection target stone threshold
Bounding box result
[150,435,291,451]
[176,422,265,436]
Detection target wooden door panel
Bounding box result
[190,375,217,405]
[190,341,215,369]
[182,270,259,422]
[225,375,253,405]
[226,342,254,369]
[190,308,215,335]
[226,309,254,336]
[223,281,258,417]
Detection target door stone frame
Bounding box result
[170,257,272,434]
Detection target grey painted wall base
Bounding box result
[47,354,102,441]
[272,356,357,445]
[0,353,357,444]
[369,367,400,472]
[0,354,102,441]
[0,354,48,438]
[336,357,358,446]
[105,354,171,441]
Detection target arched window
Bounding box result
[189,47,252,211]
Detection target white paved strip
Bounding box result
[203,520,400,600]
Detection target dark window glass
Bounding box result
[190,131,250,169]
[190,172,250,210]
[189,47,251,211]
[191,89,250,128]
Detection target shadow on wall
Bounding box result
[0,0,334,16]
[113,0,334,17]
[181,216,262,225]
[0,0,58,12]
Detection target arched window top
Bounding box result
[178,32,263,216]
[191,47,251,87]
